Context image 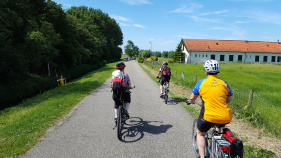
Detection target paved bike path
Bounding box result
[25,60,196,158]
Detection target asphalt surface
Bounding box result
[24,60,196,158]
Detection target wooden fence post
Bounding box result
[194,75,197,83]
[182,72,185,81]
[244,89,253,110]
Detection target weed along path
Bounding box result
[24,60,196,158]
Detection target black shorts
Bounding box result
[160,76,170,85]
[114,92,131,108]
[197,115,227,132]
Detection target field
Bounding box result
[144,61,281,139]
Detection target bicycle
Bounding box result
[187,100,233,158]
[116,86,135,141]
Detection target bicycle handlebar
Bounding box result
[186,99,202,106]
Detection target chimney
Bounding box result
[278,39,280,45]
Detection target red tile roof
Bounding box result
[182,39,281,53]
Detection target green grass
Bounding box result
[0,63,116,158]
[144,62,281,139]
[140,62,279,158]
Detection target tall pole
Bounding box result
[149,42,152,52]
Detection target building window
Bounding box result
[255,56,259,62]
[238,55,242,61]
[206,54,208,58]
[272,56,276,62]
[220,55,225,61]
[199,54,200,57]
[211,55,215,60]
[229,55,233,61]
[195,54,197,57]
[263,56,268,62]
[277,56,281,62]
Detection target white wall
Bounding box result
[182,47,281,63]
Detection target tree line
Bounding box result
[124,41,184,62]
[0,0,123,109]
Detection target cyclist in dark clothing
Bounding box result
[156,62,171,97]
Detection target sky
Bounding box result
[52,0,281,52]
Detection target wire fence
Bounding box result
[144,60,281,137]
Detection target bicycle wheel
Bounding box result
[117,106,123,140]
[192,119,200,158]
[164,89,168,104]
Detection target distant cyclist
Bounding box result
[186,60,233,158]
[156,62,171,97]
[112,62,131,124]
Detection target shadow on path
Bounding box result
[119,117,173,143]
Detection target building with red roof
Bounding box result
[181,39,281,63]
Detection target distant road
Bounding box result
[25,60,196,158]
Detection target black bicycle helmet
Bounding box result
[116,62,126,70]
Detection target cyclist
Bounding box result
[112,62,131,124]
[186,60,233,158]
[156,62,171,97]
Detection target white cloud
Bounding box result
[172,3,203,13]
[190,16,220,23]
[245,9,281,25]
[201,10,229,16]
[119,0,152,5]
[134,24,145,28]
[111,15,130,22]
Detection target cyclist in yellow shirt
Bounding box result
[187,60,233,158]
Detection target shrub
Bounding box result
[138,57,144,63]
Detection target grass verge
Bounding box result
[0,63,116,158]
[139,63,278,158]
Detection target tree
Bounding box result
[173,43,184,63]
[162,51,168,58]
[153,51,161,57]
[125,40,139,58]
[168,51,175,58]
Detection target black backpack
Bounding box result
[112,77,125,105]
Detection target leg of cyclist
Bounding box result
[160,78,164,97]
[197,130,207,158]
[123,92,131,118]
[197,115,213,158]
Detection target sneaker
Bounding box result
[114,118,117,125]
[160,93,163,98]
[124,109,130,119]
[167,88,169,92]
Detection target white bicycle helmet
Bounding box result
[203,60,220,73]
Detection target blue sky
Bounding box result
[52,0,281,52]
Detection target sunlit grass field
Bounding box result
[145,61,281,139]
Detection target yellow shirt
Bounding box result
[192,75,233,124]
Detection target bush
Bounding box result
[168,60,174,63]
[138,57,144,63]
[150,56,158,61]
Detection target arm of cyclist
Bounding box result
[226,96,231,103]
[156,71,161,78]
[186,93,199,105]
